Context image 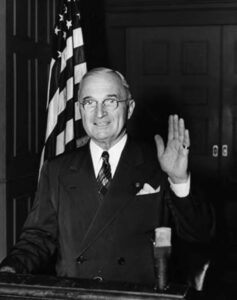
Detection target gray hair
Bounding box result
[78,67,132,100]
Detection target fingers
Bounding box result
[178,117,185,145]
[168,115,174,142]
[168,114,190,147]
[173,115,179,140]
[154,134,165,158]
[168,115,180,142]
[183,129,190,148]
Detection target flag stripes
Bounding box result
[40,0,87,168]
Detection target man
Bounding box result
[0,67,214,285]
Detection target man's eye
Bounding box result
[105,98,117,104]
[84,100,94,106]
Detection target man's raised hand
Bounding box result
[154,115,190,184]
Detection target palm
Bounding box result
[155,115,190,183]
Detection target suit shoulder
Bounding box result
[42,142,89,174]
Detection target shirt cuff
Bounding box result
[168,174,190,198]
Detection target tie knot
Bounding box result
[102,151,109,163]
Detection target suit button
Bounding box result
[118,257,126,265]
[76,255,86,264]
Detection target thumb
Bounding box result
[154,134,165,159]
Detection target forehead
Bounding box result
[79,72,126,99]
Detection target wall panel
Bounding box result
[126,26,221,176]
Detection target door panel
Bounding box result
[222,26,237,192]
[126,26,221,179]
[5,0,56,253]
[221,26,237,279]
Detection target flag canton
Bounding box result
[52,0,81,59]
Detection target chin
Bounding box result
[93,128,111,137]
[94,133,110,141]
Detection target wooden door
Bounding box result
[126,26,221,181]
[222,26,237,196]
[4,0,55,254]
[0,0,7,261]
[221,26,237,268]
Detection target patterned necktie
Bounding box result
[96,151,112,197]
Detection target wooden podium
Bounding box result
[0,273,191,300]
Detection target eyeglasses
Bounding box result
[80,97,131,112]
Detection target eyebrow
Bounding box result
[81,96,94,101]
[82,94,119,101]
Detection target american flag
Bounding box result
[40,0,87,168]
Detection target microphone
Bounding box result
[153,227,172,290]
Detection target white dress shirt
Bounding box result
[89,134,190,197]
[90,134,128,178]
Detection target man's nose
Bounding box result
[95,103,107,118]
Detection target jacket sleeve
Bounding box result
[0,161,58,274]
[164,177,215,244]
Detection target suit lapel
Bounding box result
[61,143,98,197]
[60,143,101,244]
[77,137,145,257]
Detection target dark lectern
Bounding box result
[0,273,190,300]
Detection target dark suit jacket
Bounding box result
[0,137,214,284]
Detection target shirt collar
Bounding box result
[109,134,127,162]
[90,134,128,176]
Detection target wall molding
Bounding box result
[106,0,237,12]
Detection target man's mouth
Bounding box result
[94,122,110,127]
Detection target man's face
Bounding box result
[79,72,135,149]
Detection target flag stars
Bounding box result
[59,14,64,21]
[54,26,61,35]
[42,0,86,163]
[66,20,72,30]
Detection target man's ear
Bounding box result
[127,99,135,120]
